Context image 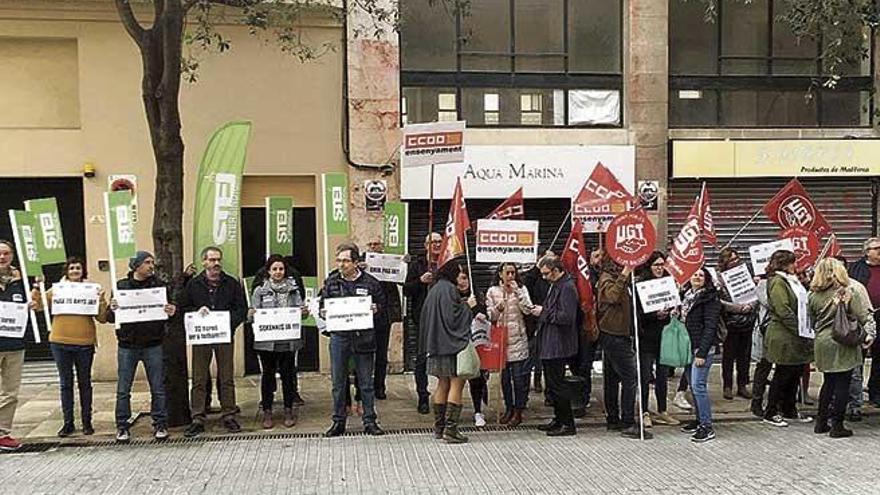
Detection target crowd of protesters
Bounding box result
[0,233,878,450]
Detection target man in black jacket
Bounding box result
[179,246,247,437]
[848,237,880,407]
[321,242,388,437]
[107,251,177,443]
[364,237,402,400]
[403,232,442,413]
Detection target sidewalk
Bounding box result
[11,363,853,443]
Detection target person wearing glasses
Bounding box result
[717,248,758,401]
[847,238,880,409]
[404,232,443,414]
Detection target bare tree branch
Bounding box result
[114,0,147,46]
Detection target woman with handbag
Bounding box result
[717,248,759,400]
[635,252,679,427]
[421,257,478,444]
[486,262,537,427]
[808,258,876,438]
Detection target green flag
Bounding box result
[192,121,252,276]
[266,196,294,258]
[105,191,137,260]
[322,173,349,236]
[10,210,42,275]
[24,197,67,265]
[383,201,408,255]
[302,276,318,326]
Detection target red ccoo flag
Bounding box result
[698,183,718,246]
[438,178,471,268]
[665,195,705,285]
[762,178,832,237]
[485,187,525,221]
[561,219,598,340]
[571,162,633,232]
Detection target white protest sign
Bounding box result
[253,307,302,342]
[749,238,795,276]
[51,282,101,316]
[400,121,465,167]
[720,264,758,304]
[364,253,408,283]
[635,276,681,314]
[185,310,231,345]
[115,288,168,324]
[475,219,539,264]
[324,296,374,332]
[0,301,29,338]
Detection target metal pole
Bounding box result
[720,209,762,251]
[549,207,573,252]
[428,164,436,237]
[631,271,645,441]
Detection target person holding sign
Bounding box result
[486,262,537,427]
[248,255,307,429]
[107,251,177,443]
[677,268,722,444]
[634,252,679,427]
[808,258,876,438]
[404,232,443,414]
[762,250,814,428]
[180,246,248,438]
[320,243,388,438]
[32,256,109,437]
[0,240,36,452]
[717,248,758,401]
[363,237,403,400]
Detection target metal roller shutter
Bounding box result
[401,198,599,370]
[668,178,878,268]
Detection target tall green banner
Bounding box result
[105,191,137,260]
[322,173,349,236]
[24,197,67,265]
[266,196,294,259]
[10,210,42,275]
[192,121,252,276]
[383,201,408,255]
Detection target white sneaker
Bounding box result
[786,412,813,424]
[154,427,169,440]
[474,412,486,427]
[763,414,789,427]
[673,391,692,410]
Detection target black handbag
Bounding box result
[832,301,865,347]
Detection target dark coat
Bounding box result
[0,277,27,352]
[521,265,550,338]
[420,278,472,356]
[537,273,579,360]
[849,257,871,287]
[177,271,248,336]
[403,255,433,322]
[108,273,170,349]
[636,287,670,356]
[683,287,722,359]
[320,269,389,330]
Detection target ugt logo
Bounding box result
[615,223,647,255]
[778,196,814,229]
[213,173,238,244]
[673,218,701,260]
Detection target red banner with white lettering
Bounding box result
[762,178,832,237]
[571,162,633,233]
[485,187,525,221]
[665,196,705,285]
[562,220,598,341]
[699,183,718,246]
[778,226,820,272]
[605,208,657,268]
[438,178,471,267]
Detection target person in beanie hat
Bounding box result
[107,250,177,443]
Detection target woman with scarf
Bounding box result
[762,250,814,427]
[486,262,537,427]
[421,258,477,444]
[808,258,875,438]
[249,254,307,429]
[678,267,721,443]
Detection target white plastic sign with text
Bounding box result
[365,253,408,283]
[253,307,302,342]
[0,301,29,338]
[185,310,231,345]
[115,288,168,324]
[475,219,539,264]
[635,276,681,314]
[749,238,795,276]
[51,282,101,316]
[720,264,758,304]
[324,296,374,332]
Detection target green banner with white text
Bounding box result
[266,196,294,258]
[383,201,408,255]
[10,210,42,275]
[24,197,67,265]
[322,173,349,236]
[192,121,252,276]
[105,191,137,260]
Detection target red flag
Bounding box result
[762,178,832,237]
[561,219,597,340]
[778,226,820,272]
[698,183,718,246]
[485,187,525,221]
[665,196,705,285]
[820,234,843,260]
[572,162,633,232]
[438,178,471,267]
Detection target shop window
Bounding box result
[484,93,500,125]
[520,93,543,125]
[438,93,458,121]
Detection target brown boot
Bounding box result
[283,407,297,428]
[737,385,753,399]
[262,410,274,429]
[499,409,513,425]
[508,409,523,428]
[432,403,447,439]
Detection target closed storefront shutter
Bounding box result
[668,178,877,268]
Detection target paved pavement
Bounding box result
[3,418,879,494]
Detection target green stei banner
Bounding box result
[105,191,137,260]
[301,276,318,326]
[10,210,42,275]
[24,197,67,265]
[322,173,349,236]
[266,196,294,258]
[383,201,408,255]
[192,121,252,276]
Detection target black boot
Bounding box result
[443,403,468,444]
[814,416,831,434]
[829,421,853,438]
[750,399,764,418]
[432,403,447,439]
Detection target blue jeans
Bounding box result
[690,349,715,427]
[330,333,377,425]
[501,359,530,411]
[116,344,166,429]
[50,343,95,426]
[848,358,865,413]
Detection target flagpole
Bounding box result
[549,207,573,253]
[23,201,53,334]
[720,208,762,251]
[464,223,474,284]
[103,193,121,330]
[428,163,436,237]
[631,271,645,441]
[8,211,40,343]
